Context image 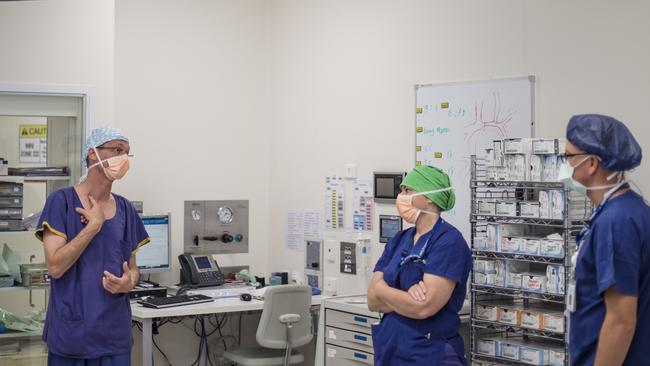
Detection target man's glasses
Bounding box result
[96,146,133,157]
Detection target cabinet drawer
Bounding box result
[0,182,23,197]
[0,219,21,231]
[325,309,377,334]
[325,326,373,354]
[0,196,22,208]
[325,344,374,366]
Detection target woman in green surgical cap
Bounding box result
[367,166,472,366]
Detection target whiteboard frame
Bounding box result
[414,75,536,165]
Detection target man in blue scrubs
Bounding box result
[559,114,649,365]
[36,127,149,365]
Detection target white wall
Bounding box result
[113,2,272,362]
[266,0,650,284]
[0,0,115,124]
[114,0,271,284]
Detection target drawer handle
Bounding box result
[353,316,368,324]
[354,352,368,360]
[354,335,368,342]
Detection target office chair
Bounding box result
[223,285,313,366]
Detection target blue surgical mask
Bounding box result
[558,155,623,194]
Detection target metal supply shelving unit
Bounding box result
[469,152,592,366]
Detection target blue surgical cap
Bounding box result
[80,126,129,180]
[566,114,642,171]
[83,126,129,160]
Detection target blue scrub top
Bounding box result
[374,220,472,343]
[570,190,650,365]
[36,187,150,359]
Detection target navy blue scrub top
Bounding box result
[374,219,472,342]
[570,190,650,365]
[36,187,150,359]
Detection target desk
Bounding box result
[131,296,326,366]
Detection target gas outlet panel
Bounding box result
[184,200,249,255]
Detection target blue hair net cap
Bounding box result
[80,126,129,181]
[83,126,129,160]
[566,114,642,171]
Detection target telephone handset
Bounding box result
[178,254,225,287]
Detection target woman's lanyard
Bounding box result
[399,218,443,267]
[568,181,628,313]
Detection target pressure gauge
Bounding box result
[217,206,234,224]
[191,209,202,221]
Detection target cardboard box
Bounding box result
[475,272,496,286]
[549,348,566,366]
[498,306,521,326]
[520,345,549,366]
[478,200,497,216]
[503,138,525,154]
[499,340,521,361]
[507,272,523,289]
[487,223,499,251]
[542,155,558,182]
[476,304,499,321]
[519,202,541,218]
[521,309,544,330]
[543,312,565,333]
[530,155,543,182]
[551,190,565,219]
[540,239,564,258]
[497,201,518,217]
[477,338,498,356]
[532,138,558,155]
[538,190,552,218]
[546,265,565,295]
[495,260,506,287]
[522,273,547,293]
[473,236,488,250]
[523,239,541,256]
[475,260,497,274]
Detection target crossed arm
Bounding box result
[367,271,456,319]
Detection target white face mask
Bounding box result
[557,155,623,194]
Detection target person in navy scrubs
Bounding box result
[367,166,472,366]
[36,126,150,366]
[559,114,650,366]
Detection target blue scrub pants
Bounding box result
[48,352,131,366]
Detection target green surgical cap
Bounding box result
[401,166,455,211]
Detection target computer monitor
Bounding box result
[379,215,402,243]
[137,213,172,273]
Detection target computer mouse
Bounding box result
[240,293,252,301]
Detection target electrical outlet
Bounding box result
[344,164,357,179]
[324,277,337,295]
[292,271,303,285]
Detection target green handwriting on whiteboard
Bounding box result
[448,108,466,118]
[422,127,450,136]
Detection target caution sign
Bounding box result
[19,124,47,163]
[19,125,47,138]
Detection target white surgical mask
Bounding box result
[557,155,624,194]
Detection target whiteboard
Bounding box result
[415,76,534,243]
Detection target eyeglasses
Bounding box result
[96,146,133,157]
[557,153,590,163]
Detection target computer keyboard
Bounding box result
[137,294,214,309]
[186,285,256,299]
